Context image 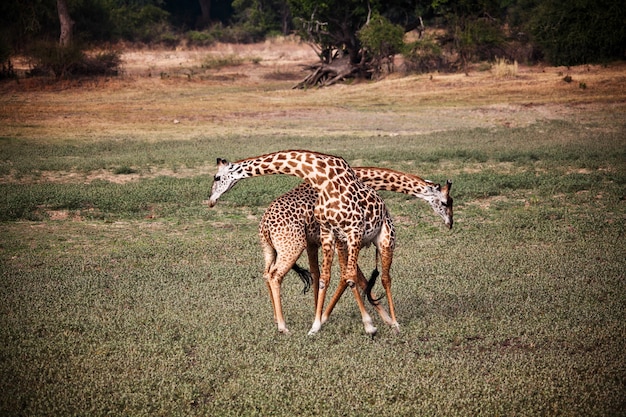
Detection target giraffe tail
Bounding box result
[365,268,385,305]
[366,248,385,305]
[291,263,312,295]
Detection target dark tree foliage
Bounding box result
[232,0,291,38]
[528,0,626,65]
[430,0,509,70]
[0,0,624,82]
[0,0,58,49]
[288,0,373,64]
[163,0,233,29]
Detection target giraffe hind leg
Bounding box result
[379,246,400,333]
[261,232,307,334]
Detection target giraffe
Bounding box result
[209,150,395,336]
[259,167,453,333]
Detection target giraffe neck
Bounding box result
[236,150,354,191]
[353,167,436,200]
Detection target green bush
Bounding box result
[27,42,121,79]
[110,4,171,43]
[403,36,444,73]
[186,30,216,47]
[455,17,506,68]
[358,13,405,75]
[529,0,626,65]
[27,42,85,78]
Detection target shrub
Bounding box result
[529,0,626,65]
[493,57,518,77]
[456,17,506,67]
[202,55,244,69]
[27,41,121,79]
[110,4,171,43]
[402,36,444,73]
[358,13,405,75]
[114,166,137,175]
[186,30,216,47]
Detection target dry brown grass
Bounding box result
[2,38,625,145]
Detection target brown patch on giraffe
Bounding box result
[301,164,314,176]
[311,174,326,186]
[327,200,340,210]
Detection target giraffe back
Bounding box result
[260,182,320,248]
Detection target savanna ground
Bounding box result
[1,38,625,416]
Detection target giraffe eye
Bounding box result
[441,200,448,207]
[214,175,221,181]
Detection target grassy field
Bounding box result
[1,44,625,416]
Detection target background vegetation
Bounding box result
[1,0,624,81]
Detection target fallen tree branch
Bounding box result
[293,56,361,88]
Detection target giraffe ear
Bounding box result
[216,158,229,166]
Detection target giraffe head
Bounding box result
[428,180,454,229]
[208,158,246,207]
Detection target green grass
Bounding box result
[1,115,625,415]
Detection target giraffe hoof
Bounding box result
[365,325,378,336]
[308,320,322,336]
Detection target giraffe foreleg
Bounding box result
[346,246,377,336]
[307,230,334,335]
[305,242,321,312]
[321,246,393,326]
[321,242,349,324]
[349,281,377,336]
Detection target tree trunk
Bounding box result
[57,0,73,47]
[280,2,291,36]
[198,0,211,28]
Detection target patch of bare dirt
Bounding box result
[120,36,318,82]
[2,37,625,186]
